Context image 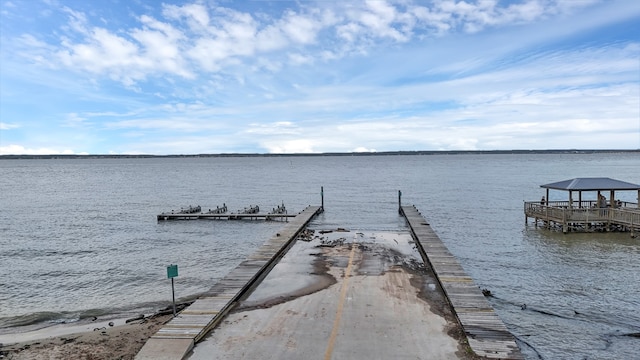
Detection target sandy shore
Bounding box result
[0,313,173,360]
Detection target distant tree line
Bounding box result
[1,149,638,160]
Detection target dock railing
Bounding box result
[525,201,640,233]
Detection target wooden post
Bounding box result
[398,190,402,213]
[545,189,550,228]
[579,191,583,208]
[167,264,178,317]
[546,189,549,204]
[610,190,615,207]
[321,186,324,210]
[569,191,573,209]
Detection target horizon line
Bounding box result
[1,149,639,159]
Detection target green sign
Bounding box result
[167,264,178,278]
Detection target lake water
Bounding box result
[1,153,638,359]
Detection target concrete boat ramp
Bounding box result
[137,205,522,360]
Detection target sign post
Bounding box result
[167,264,178,317]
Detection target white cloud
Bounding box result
[54,5,196,83]
[17,0,606,87]
[361,0,410,41]
[185,7,262,71]
[61,6,89,34]
[246,121,299,135]
[353,147,377,152]
[288,52,314,65]
[279,10,321,44]
[261,139,318,153]
[57,27,142,85]
[131,15,193,78]
[2,0,638,154]
[17,33,49,48]
[63,112,88,127]
[0,144,79,155]
[104,117,225,132]
[163,3,210,32]
[0,122,20,130]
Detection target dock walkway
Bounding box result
[524,201,640,234]
[401,205,523,359]
[157,213,297,221]
[136,206,323,360]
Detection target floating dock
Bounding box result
[401,205,523,359]
[157,213,297,221]
[157,204,294,221]
[136,206,323,360]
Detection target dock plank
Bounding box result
[157,213,298,221]
[136,206,323,360]
[401,205,523,360]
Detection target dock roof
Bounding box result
[541,177,640,191]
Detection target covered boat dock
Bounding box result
[524,177,640,235]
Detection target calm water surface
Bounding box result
[1,153,639,359]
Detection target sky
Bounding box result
[0,0,639,155]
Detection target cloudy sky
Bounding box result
[1,0,639,155]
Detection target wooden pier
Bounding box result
[141,198,522,359]
[525,201,640,235]
[401,205,523,359]
[157,204,294,221]
[525,177,640,235]
[136,206,323,360]
[157,212,297,221]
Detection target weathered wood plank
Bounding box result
[401,205,523,360]
[157,213,299,221]
[138,206,323,359]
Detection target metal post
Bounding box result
[167,264,178,317]
[171,277,176,317]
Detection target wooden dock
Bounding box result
[524,201,640,235]
[157,213,297,221]
[157,204,295,221]
[400,205,523,359]
[136,206,323,360]
[527,177,640,235]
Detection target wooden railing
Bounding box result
[534,200,638,209]
[525,201,640,229]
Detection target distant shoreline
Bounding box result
[1,149,639,160]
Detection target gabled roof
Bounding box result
[541,177,640,191]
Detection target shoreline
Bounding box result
[0,304,194,360]
[1,148,638,160]
[0,313,172,360]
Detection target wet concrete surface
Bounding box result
[187,229,480,359]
